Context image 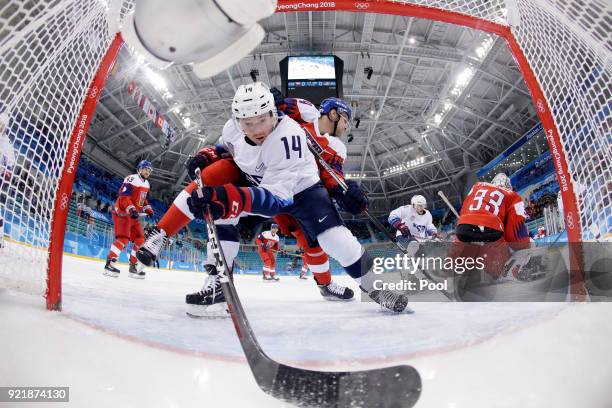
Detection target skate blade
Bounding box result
[128,273,145,280]
[379,305,415,314]
[102,270,119,278]
[322,296,355,301]
[185,303,229,318]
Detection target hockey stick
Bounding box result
[437,190,460,218]
[193,169,422,407]
[303,127,454,301]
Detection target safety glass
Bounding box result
[338,111,352,135]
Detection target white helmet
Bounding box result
[491,173,512,190]
[232,82,276,119]
[411,195,427,207]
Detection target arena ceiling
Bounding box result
[85,10,540,215]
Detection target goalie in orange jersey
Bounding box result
[450,173,531,279]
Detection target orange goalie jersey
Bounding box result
[458,181,529,246]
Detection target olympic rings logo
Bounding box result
[566,213,575,230]
[59,193,69,211]
[355,2,369,9]
[89,86,99,99]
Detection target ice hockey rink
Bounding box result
[2,246,612,408]
[1,0,611,406]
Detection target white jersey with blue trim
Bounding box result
[388,205,437,239]
[0,132,16,173]
[219,116,320,202]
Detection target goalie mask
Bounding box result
[491,173,512,190]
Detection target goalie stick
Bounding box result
[437,190,460,218]
[302,127,455,301]
[193,169,422,407]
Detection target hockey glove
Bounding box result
[129,208,139,219]
[186,147,220,180]
[270,87,285,106]
[271,89,300,121]
[281,98,300,120]
[392,221,412,238]
[187,184,250,221]
[143,206,154,217]
[331,180,368,215]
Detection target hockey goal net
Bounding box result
[0,0,609,309]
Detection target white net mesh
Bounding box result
[0,0,129,295]
[509,0,611,241]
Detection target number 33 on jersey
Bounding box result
[459,181,527,241]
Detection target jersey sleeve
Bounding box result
[117,176,136,212]
[388,207,404,228]
[504,193,530,248]
[302,124,346,191]
[425,213,438,236]
[217,119,237,155]
[289,98,320,124]
[318,135,347,190]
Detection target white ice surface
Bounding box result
[1,253,611,407]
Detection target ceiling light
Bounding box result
[145,68,167,92]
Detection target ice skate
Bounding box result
[136,227,167,270]
[103,258,120,277]
[128,263,146,279]
[185,266,228,318]
[366,289,412,313]
[318,280,354,301]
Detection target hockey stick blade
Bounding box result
[220,262,422,407]
[262,360,421,408]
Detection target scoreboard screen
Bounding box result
[280,55,344,106]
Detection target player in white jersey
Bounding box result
[137,82,409,314]
[0,112,16,249]
[388,195,439,242]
